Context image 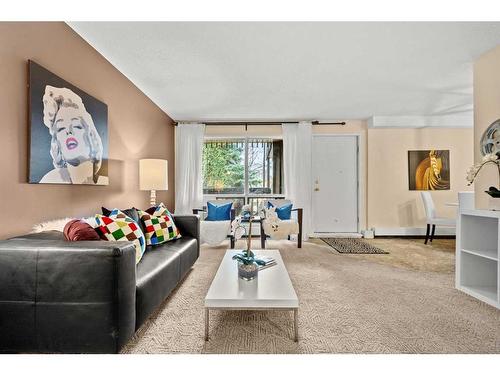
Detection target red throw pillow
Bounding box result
[63,219,101,241]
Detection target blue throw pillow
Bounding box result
[268,202,293,220]
[206,201,232,221]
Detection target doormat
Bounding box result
[321,238,389,254]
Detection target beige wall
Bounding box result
[0,22,174,238]
[367,128,473,231]
[473,45,500,209]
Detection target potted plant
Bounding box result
[466,153,500,209]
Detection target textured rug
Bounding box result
[122,239,500,354]
[321,237,389,254]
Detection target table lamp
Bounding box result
[139,159,168,206]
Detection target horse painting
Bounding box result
[408,150,450,190]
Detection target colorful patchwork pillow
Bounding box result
[95,209,146,264]
[146,202,181,237]
[157,203,181,238]
[101,206,146,235]
[139,203,181,246]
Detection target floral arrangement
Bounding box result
[466,153,500,197]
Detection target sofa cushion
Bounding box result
[160,237,198,279]
[135,244,181,328]
[135,237,197,329]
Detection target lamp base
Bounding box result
[150,190,156,207]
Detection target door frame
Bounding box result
[311,134,364,233]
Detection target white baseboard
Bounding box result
[374,227,456,236]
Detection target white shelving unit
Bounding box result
[456,209,500,309]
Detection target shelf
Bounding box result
[461,285,498,303]
[458,210,500,309]
[461,209,500,219]
[460,214,498,254]
[461,248,498,261]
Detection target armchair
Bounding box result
[193,200,236,248]
[261,199,303,248]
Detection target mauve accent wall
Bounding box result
[0,22,175,238]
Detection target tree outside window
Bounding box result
[202,139,283,196]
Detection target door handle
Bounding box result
[314,178,320,191]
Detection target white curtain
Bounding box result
[282,121,313,240]
[175,123,205,214]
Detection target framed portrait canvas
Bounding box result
[408,150,450,190]
[28,60,108,185]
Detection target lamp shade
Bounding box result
[139,159,168,191]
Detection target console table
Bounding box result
[456,209,500,309]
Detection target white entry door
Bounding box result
[312,136,358,233]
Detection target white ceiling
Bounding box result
[69,22,500,125]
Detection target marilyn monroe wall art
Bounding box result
[28,61,108,185]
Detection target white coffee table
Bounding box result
[204,249,299,341]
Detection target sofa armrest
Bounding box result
[0,239,136,353]
[173,214,200,256]
[173,214,200,239]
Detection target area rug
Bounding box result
[321,237,389,254]
[121,239,499,354]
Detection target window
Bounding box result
[202,139,245,194]
[215,196,245,216]
[203,138,284,211]
[247,138,283,194]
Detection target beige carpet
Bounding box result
[122,238,500,354]
[313,237,456,273]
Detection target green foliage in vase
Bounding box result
[232,250,267,265]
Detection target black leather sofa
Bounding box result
[0,214,199,353]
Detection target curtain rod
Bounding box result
[174,121,346,126]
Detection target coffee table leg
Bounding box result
[205,308,209,341]
[293,308,298,342]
